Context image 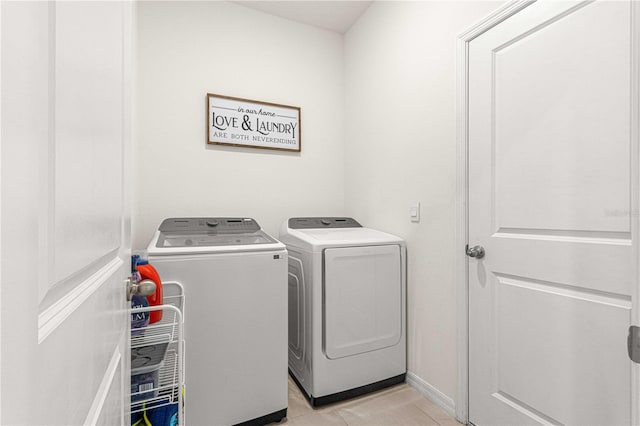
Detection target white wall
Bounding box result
[133,1,345,249]
[344,1,503,404]
[135,0,506,412]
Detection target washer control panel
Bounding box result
[159,217,261,234]
[288,217,362,229]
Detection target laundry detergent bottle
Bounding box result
[136,260,163,324]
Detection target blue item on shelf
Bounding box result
[131,402,178,426]
[131,295,149,335]
[149,403,179,426]
[131,254,141,273]
[131,370,158,403]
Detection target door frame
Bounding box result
[454,0,640,424]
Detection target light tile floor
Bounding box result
[277,376,462,426]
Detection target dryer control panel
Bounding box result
[288,217,362,229]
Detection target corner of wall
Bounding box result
[406,371,456,418]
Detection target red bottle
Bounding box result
[137,263,163,324]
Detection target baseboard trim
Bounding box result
[406,371,456,418]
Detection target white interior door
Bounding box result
[1,2,132,424]
[468,1,638,425]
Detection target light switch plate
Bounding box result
[410,202,420,223]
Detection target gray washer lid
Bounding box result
[159,217,261,234]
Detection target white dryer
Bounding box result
[147,217,288,426]
[279,217,406,406]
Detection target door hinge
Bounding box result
[628,325,640,364]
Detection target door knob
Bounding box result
[466,245,485,259]
[127,278,157,301]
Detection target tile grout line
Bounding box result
[282,381,461,425]
[410,400,447,426]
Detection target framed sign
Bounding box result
[207,93,301,152]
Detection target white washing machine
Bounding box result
[147,217,288,426]
[279,217,406,406]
